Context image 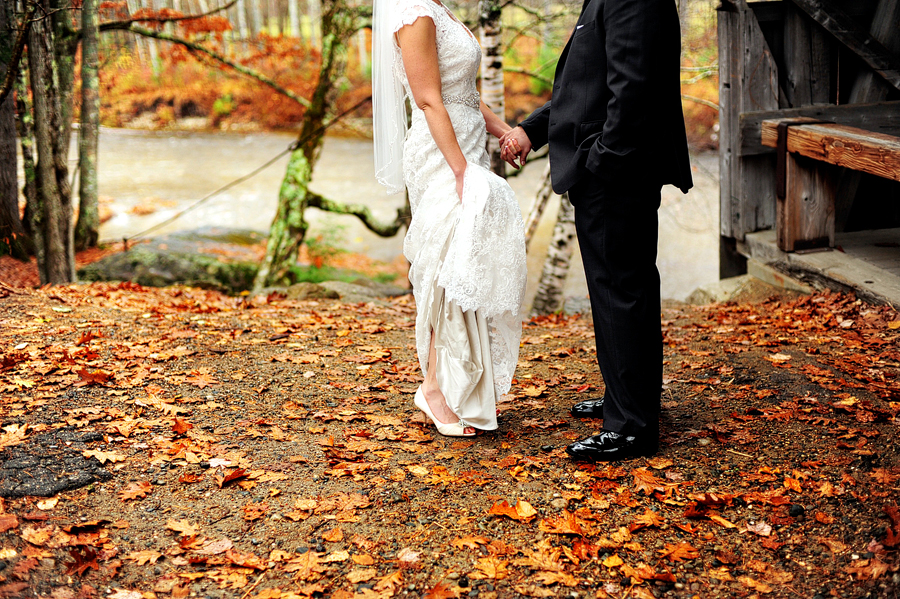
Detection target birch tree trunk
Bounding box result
[307,0,321,46]
[479,0,505,177]
[0,0,30,259]
[250,0,264,37]
[524,161,553,246]
[125,0,147,61]
[288,0,300,37]
[15,69,37,241]
[27,1,76,284]
[531,193,575,314]
[235,0,250,41]
[76,0,101,250]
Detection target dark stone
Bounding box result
[0,427,113,498]
[77,228,261,294]
[458,577,469,588]
[789,504,805,517]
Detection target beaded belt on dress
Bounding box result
[442,91,480,109]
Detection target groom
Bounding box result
[500,0,692,461]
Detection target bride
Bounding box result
[372,0,527,436]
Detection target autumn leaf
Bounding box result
[487,499,537,522]
[709,514,737,529]
[632,468,665,495]
[76,368,112,386]
[347,568,377,583]
[83,449,126,465]
[65,546,100,576]
[216,468,248,488]
[658,542,699,562]
[451,536,490,550]
[172,417,193,435]
[323,527,344,542]
[0,423,28,448]
[185,371,219,388]
[746,521,773,537]
[285,551,325,580]
[118,481,152,501]
[374,570,404,592]
[423,582,459,599]
[538,510,585,535]
[469,556,509,580]
[602,554,624,568]
[166,519,198,537]
[628,508,665,532]
[0,515,18,534]
[125,550,162,565]
[241,502,268,521]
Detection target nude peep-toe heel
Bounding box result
[414,387,475,437]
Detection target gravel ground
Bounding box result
[0,282,898,599]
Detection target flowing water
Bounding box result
[90,127,719,303]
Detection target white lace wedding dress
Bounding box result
[389,0,526,430]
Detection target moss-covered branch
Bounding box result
[307,194,409,238]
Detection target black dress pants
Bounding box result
[567,172,662,437]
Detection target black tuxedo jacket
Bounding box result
[520,0,693,195]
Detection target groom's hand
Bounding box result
[500,127,532,169]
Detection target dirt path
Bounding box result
[0,283,897,598]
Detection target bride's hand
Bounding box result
[455,169,466,202]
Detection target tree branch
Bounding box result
[681,94,719,110]
[0,6,38,107]
[307,194,408,237]
[96,0,236,30]
[504,65,553,87]
[106,24,311,108]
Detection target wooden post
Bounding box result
[717,0,780,257]
[777,153,836,251]
[782,2,831,106]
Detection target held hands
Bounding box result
[499,127,532,169]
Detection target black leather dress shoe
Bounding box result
[570,396,605,418]
[565,430,658,462]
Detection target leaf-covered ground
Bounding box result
[0,282,898,599]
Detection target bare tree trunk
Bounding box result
[125,0,147,61]
[76,0,101,250]
[523,161,553,246]
[531,193,575,315]
[15,68,37,241]
[307,0,320,46]
[288,0,300,37]
[27,1,75,284]
[479,0,505,177]
[0,0,30,259]
[250,0,263,37]
[235,0,250,43]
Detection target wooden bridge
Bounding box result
[716,0,900,305]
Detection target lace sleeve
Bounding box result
[392,0,436,33]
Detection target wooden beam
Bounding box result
[761,119,900,182]
[777,153,837,251]
[740,100,900,156]
[788,0,900,91]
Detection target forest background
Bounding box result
[96,0,719,147]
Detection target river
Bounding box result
[91,127,719,303]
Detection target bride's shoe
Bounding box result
[414,387,475,437]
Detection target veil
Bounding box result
[372,0,407,194]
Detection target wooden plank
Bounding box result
[782,2,832,107]
[836,0,900,232]
[718,5,738,238]
[777,153,836,251]
[761,120,900,182]
[788,0,900,91]
[739,101,900,156]
[751,0,878,23]
[720,0,791,244]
